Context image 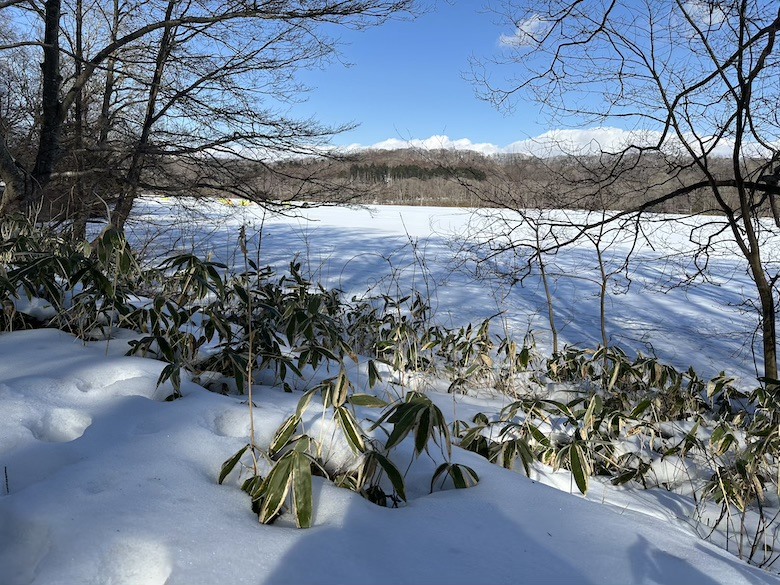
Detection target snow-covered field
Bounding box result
[127,198,771,383]
[2,198,779,584]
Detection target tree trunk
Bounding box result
[70,0,87,239]
[538,256,558,355]
[536,229,559,355]
[751,258,779,380]
[0,0,65,217]
[97,0,120,145]
[112,191,136,232]
[31,0,65,197]
[110,0,177,232]
[0,136,27,214]
[596,243,609,352]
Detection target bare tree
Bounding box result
[0,0,417,225]
[471,0,780,380]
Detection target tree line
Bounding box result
[344,162,487,183]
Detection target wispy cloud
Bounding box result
[498,15,551,48]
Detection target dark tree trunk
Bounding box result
[750,256,779,380]
[0,0,65,216]
[0,135,27,214]
[31,0,65,196]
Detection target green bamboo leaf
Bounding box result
[459,425,488,450]
[218,443,250,484]
[414,408,432,455]
[241,475,264,497]
[431,405,451,456]
[335,406,366,454]
[282,359,303,381]
[348,393,389,408]
[155,336,173,360]
[291,452,314,528]
[710,424,725,445]
[285,317,297,347]
[582,394,603,435]
[367,360,382,388]
[420,339,438,351]
[226,351,248,394]
[368,451,406,502]
[385,403,424,450]
[630,398,653,419]
[545,399,576,422]
[234,284,250,305]
[291,435,314,454]
[474,412,491,425]
[367,404,397,431]
[452,463,479,489]
[318,378,335,408]
[259,456,293,524]
[314,345,340,362]
[296,388,317,417]
[491,440,515,470]
[607,362,621,391]
[463,434,491,458]
[430,463,449,492]
[334,369,351,408]
[450,464,467,488]
[464,363,481,377]
[611,468,638,487]
[570,443,589,495]
[716,433,736,456]
[269,415,301,457]
[527,422,551,447]
[515,439,534,476]
[519,346,531,368]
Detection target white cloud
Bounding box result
[361,135,501,156]
[505,128,665,156]
[353,128,653,157]
[499,15,551,48]
[344,128,775,159]
[680,1,727,28]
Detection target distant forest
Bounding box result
[30,146,763,219]
[257,147,761,215]
[344,162,487,183]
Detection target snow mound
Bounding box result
[25,408,92,443]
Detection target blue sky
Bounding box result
[289,1,773,159]
[293,2,547,150]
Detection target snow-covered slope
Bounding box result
[1,329,776,585]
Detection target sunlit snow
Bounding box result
[1,198,778,584]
